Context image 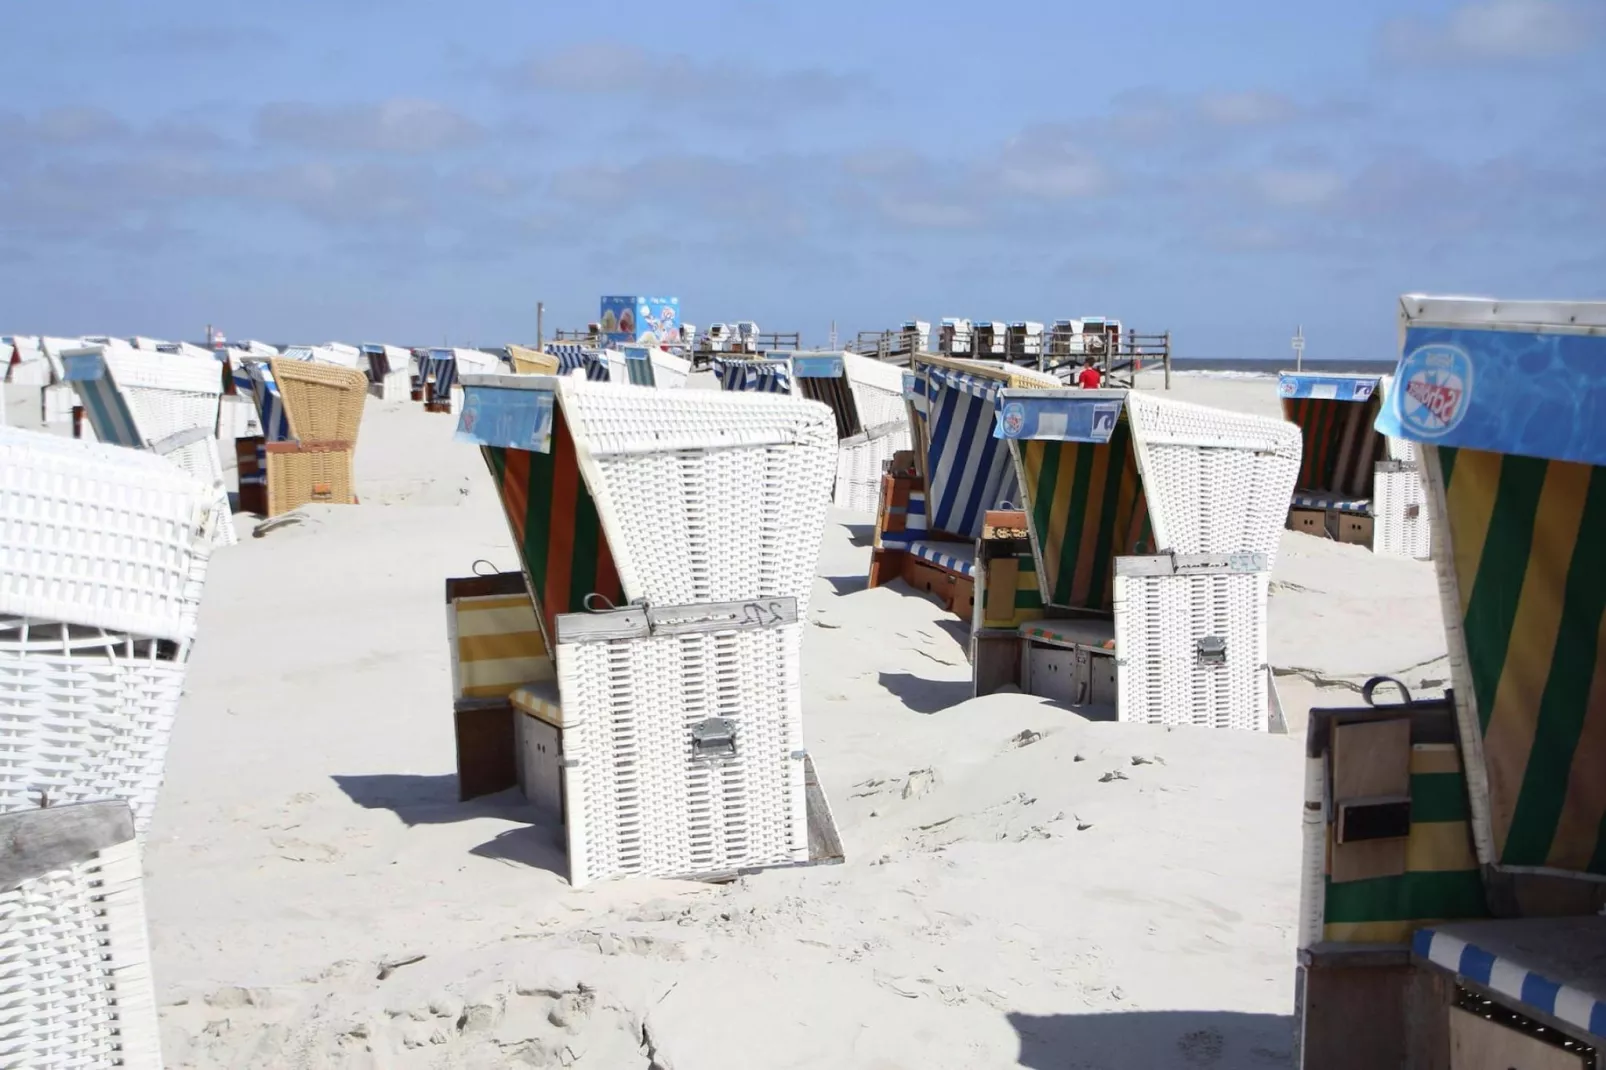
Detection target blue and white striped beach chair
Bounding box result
[713,355,794,395]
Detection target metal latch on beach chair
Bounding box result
[1195,635,1227,665]
[149,426,213,457]
[690,717,737,760]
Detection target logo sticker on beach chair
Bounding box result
[1396,343,1472,439]
[995,395,1124,443]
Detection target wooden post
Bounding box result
[72,406,84,438]
[1164,332,1172,391]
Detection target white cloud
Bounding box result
[1379,0,1602,62]
[1197,91,1298,127]
[1254,168,1346,207]
[255,99,485,154]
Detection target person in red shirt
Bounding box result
[1076,358,1102,390]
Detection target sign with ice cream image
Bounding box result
[600,296,681,346]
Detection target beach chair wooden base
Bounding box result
[424,399,454,414]
[453,699,518,802]
[263,442,356,516]
[236,436,267,515]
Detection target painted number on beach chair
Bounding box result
[741,601,788,627]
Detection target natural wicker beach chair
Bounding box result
[973,388,1300,731]
[1278,372,1429,557]
[62,343,237,546]
[507,344,560,376]
[235,357,367,516]
[453,374,842,886]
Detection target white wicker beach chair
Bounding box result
[986,388,1301,731]
[0,801,161,1070]
[62,344,236,547]
[457,374,838,886]
[0,426,219,830]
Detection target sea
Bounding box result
[1165,356,1396,376]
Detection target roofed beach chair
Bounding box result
[974,388,1300,731]
[1278,372,1429,558]
[452,374,843,886]
[1294,296,1606,1068]
[712,354,793,395]
[234,357,367,516]
[63,343,237,545]
[868,354,1059,619]
[362,343,413,401]
[422,348,502,413]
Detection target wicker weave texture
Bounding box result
[557,623,808,887]
[0,839,161,1070]
[1113,569,1267,731]
[835,430,910,514]
[558,381,836,612]
[267,358,367,443]
[1373,465,1431,559]
[507,345,560,376]
[0,623,187,832]
[0,428,215,642]
[265,448,355,517]
[1125,392,1301,565]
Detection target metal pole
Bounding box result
[1164,332,1172,391]
[537,302,544,350]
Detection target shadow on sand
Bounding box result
[332,774,568,877]
[843,523,876,548]
[825,574,869,597]
[1009,1009,1294,1070]
[878,671,972,715]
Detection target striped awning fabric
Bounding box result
[1438,445,1606,874]
[1291,492,1372,515]
[1016,417,1153,611]
[1412,922,1606,1038]
[428,353,458,403]
[63,353,143,448]
[244,361,293,442]
[921,368,1019,539]
[714,357,792,395]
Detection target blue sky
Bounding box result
[1,0,1601,358]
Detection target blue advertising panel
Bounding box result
[994,393,1125,443]
[600,296,681,346]
[455,384,555,453]
[1277,373,1381,402]
[1375,326,1606,466]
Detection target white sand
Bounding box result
[129,371,1444,1068]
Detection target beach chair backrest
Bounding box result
[267,358,367,443]
[713,355,793,395]
[907,354,1058,540]
[243,360,294,441]
[1278,373,1390,499]
[997,388,1301,609]
[458,374,836,646]
[62,349,145,448]
[621,345,656,387]
[1378,295,1606,879]
[791,352,857,439]
[507,344,559,376]
[426,350,458,403]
